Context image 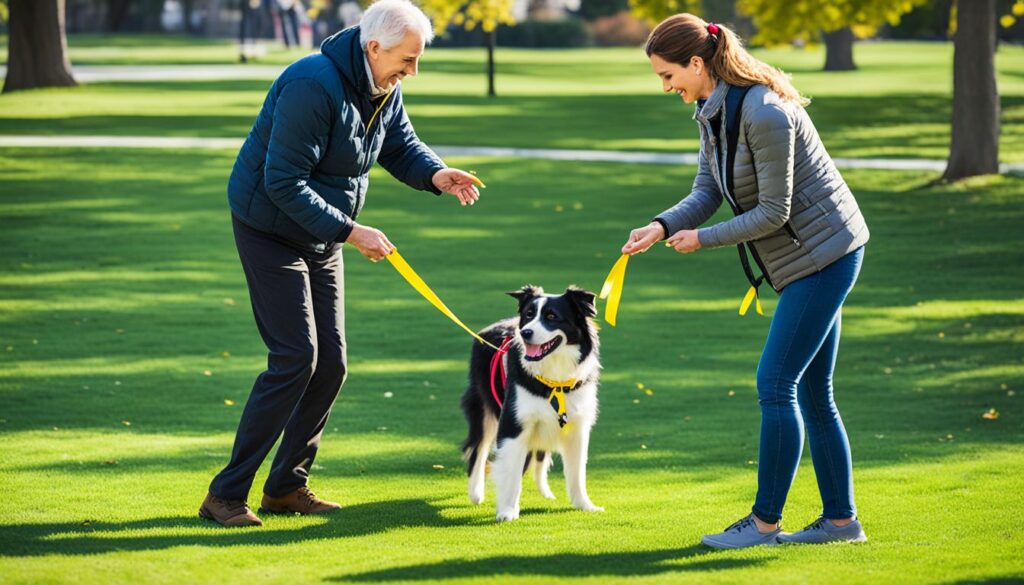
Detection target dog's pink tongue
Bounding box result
[524,343,543,357]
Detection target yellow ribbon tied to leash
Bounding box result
[738,285,765,316]
[599,254,630,327]
[386,249,499,350]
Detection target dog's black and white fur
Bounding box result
[461,285,602,521]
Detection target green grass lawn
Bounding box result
[0,147,1022,583]
[1,39,1023,161]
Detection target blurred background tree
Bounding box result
[419,0,517,96]
[3,0,77,93]
[735,0,930,70]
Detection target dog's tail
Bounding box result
[461,388,484,471]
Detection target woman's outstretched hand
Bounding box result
[621,222,666,255]
[666,229,702,253]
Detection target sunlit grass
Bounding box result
[0,147,1022,583]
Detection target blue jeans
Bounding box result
[752,246,864,524]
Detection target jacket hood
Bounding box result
[320,25,369,95]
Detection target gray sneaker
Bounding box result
[701,513,783,550]
[777,516,867,544]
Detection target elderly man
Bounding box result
[200,0,481,527]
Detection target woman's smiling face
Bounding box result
[649,53,706,104]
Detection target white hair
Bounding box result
[359,0,434,50]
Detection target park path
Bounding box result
[1,64,1020,174]
[1,135,1022,174]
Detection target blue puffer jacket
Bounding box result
[227,26,446,253]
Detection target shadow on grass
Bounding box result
[0,498,464,557]
[328,545,761,581]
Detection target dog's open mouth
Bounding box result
[523,336,562,361]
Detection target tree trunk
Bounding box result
[943,0,1000,180]
[106,0,131,32]
[486,29,496,98]
[3,0,77,94]
[823,27,856,71]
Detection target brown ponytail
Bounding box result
[644,13,809,107]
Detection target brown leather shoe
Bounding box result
[199,492,263,527]
[261,486,341,515]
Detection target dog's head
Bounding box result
[507,285,598,362]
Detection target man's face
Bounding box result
[366,30,424,92]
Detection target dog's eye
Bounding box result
[545,312,558,321]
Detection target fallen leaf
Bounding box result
[432,464,445,470]
[938,331,945,339]
[728,390,736,397]
[554,205,564,212]
[632,398,640,404]
[640,444,647,450]
[636,383,644,389]
[224,399,236,406]
[383,391,394,398]
[223,298,236,306]
[203,370,213,377]
[644,389,654,396]
[221,351,231,359]
[982,408,999,420]
[103,460,118,466]
[121,420,131,427]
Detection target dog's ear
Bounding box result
[507,285,543,308]
[564,285,597,318]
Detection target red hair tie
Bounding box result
[707,22,720,36]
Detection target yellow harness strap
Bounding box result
[534,375,579,432]
[385,249,499,350]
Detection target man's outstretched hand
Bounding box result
[433,168,482,206]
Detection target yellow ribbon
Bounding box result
[385,249,499,350]
[738,285,765,316]
[598,254,630,327]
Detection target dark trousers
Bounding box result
[209,216,348,500]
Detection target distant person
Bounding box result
[621,14,870,549]
[201,0,484,527]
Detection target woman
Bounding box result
[621,14,870,549]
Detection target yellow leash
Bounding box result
[385,249,499,350]
[598,254,630,327]
[738,285,765,316]
[600,251,768,324]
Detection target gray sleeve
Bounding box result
[654,148,723,235]
[697,103,795,249]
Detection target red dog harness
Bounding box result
[489,337,514,408]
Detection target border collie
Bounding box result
[461,285,602,522]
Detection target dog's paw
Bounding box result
[574,502,604,513]
[538,487,557,500]
[468,485,485,505]
[495,509,520,522]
